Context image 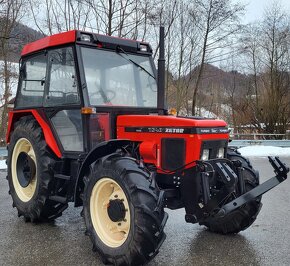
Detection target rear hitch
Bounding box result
[215,156,289,218]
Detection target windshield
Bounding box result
[81,47,157,107]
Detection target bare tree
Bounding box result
[189,0,245,115]
[84,0,152,38]
[241,2,290,138]
[0,0,24,141]
[28,0,91,35]
[171,2,192,113]
[260,3,290,136]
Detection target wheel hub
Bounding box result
[16,152,36,188]
[107,199,126,222]
[90,178,131,247]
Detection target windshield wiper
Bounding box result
[116,47,156,80]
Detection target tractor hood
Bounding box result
[117,114,229,169]
[117,115,228,132]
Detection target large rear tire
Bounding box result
[83,154,168,265]
[7,116,68,222]
[200,148,262,234]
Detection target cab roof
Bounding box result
[21,30,152,57]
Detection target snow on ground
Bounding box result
[0,160,6,170]
[177,107,218,118]
[238,145,290,157]
[199,107,217,119]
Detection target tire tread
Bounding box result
[83,154,167,265]
[200,149,262,234]
[7,116,68,222]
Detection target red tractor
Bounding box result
[6,27,288,265]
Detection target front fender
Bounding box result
[6,110,62,158]
[74,139,131,207]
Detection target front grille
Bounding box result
[161,138,185,171]
[201,140,228,159]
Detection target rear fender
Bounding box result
[74,139,131,207]
[6,110,62,158]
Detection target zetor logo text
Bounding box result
[147,127,185,133]
[165,128,185,133]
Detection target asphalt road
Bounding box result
[1,156,290,266]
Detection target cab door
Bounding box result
[44,46,84,153]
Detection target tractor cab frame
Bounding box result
[9,30,163,158]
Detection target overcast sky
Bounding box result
[242,0,290,23]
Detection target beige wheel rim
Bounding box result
[11,138,37,202]
[90,177,131,248]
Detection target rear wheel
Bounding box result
[7,116,68,222]
[200,148,262,234]
[83,154,168,265]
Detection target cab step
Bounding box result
[49,195,68,204]
[54,174,71,181]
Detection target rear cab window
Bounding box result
[15,53,47,108]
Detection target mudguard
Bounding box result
[74,139,131,207]
[6,110,62,158]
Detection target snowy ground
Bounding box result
[0,160,6,170]
[238,145,290,157]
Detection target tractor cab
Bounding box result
[12,30,162,155]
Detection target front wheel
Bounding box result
[200,148,262,234]
[83,154,168,265]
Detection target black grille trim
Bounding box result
[161,138,186,171]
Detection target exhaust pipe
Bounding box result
[157,26,165,113]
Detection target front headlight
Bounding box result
[217,147,225,158]
[201,149,210,160]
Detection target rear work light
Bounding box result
[80,34,92,42]
[140,44,148,52]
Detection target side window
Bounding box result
[51,110,83,151]
[45,47,79,106]
[16,53,47,108]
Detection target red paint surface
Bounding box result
[117,115,227,127]
[139,141,157,164]
[20,30,144,57]
[21,30,76,56]
[6,110,62,158]
[117,115,229,169]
